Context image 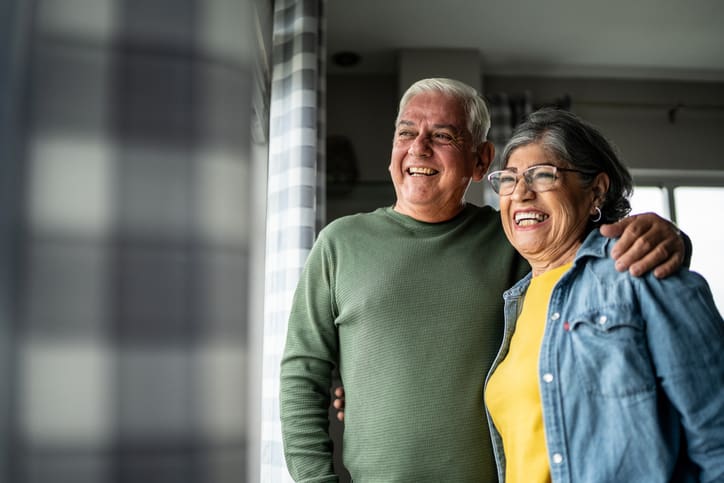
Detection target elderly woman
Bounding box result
[483,108,724,482]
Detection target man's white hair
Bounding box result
[396,77,491,146]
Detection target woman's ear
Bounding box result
[592,172,610,205]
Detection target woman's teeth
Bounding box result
[515,212,549,226]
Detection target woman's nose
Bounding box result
[510,176,534,200]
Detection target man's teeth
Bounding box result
[408,167,438,176]
[515,212,549,226]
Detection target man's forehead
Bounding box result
[398,94,466,130]
[396,119,461,131]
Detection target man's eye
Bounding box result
[433,132,454,143]
[397,131,416,138]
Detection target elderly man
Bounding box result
[280,78,687,482]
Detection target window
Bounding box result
[630,170,724,312]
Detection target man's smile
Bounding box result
[407,166,438,176]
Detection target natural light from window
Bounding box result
[630,185,724,312]
[629,186,668,218]
[674,187,724,312]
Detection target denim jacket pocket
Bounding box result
[567,306,656,398]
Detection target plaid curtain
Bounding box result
[0,0,25,480]
[5,1,255,482]
[260,0,326,481]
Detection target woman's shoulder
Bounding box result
[580,230,716,297]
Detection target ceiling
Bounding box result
[326,0,724,82]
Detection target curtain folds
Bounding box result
[260,0,326,481]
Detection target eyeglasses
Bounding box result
[487,164,588,196]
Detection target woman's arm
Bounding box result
[638,270,724,482]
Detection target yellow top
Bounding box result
[485,262,572,483]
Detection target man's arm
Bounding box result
[600,212,691,278]
[280,237,339,482]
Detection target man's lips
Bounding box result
[407,166,438,176]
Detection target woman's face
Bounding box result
[500,143,607,273]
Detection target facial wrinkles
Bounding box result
[389,91,479,222]
[538,200,589,264]
[396,121,468,151]
[503,146,592,271]
[505,194,586,273]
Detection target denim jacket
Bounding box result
[485,230,724,483]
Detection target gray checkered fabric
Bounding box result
[261,0,326,481]
[260,0,327,480]
[3,0,256,482]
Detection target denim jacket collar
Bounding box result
[503,229,611,300]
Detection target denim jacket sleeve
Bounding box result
[634,268,724,482]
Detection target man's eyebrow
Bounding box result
[396,120,460,132]
[431,123,460,132]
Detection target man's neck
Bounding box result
[392,201,467,223]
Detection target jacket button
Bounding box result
[552,453,563,464]
[551,312,560,320]
[598,315,607,325]
[543,373,554,383]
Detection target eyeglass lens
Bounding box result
[491,166,558,195]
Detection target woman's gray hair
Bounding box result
[396,78,491,148]
[501,108,632,225]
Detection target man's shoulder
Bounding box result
[322,208,387,232]
[465,203,503,222]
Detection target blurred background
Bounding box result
[0,0,267,482]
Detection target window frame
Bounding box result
[631,168,724,224]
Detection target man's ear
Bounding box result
[472,141,495,181]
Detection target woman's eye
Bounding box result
[534,171,556,181]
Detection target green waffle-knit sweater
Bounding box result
[281,204,529,482]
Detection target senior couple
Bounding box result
[280,78,724,482]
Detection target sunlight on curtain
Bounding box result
[260,1,326,481]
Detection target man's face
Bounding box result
[389,91,490,223]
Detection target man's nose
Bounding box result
[408,134,432,157]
